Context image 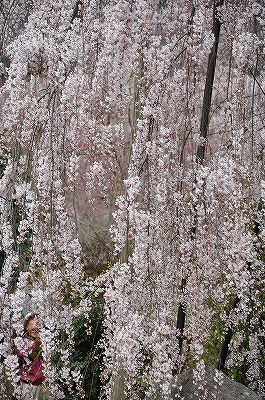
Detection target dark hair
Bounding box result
[23,313,36,332]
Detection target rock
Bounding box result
[172,366,262,400]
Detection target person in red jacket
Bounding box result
[16,313,50,400]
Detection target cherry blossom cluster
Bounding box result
[0,0,264,399]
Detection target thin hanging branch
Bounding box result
[175,0,224,364]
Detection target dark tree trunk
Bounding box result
[196,0,223,163]
[217,296,239,371]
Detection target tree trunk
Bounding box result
[217,296,239,371]
[196,0,223,163]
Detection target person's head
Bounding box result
[23,313,39,338]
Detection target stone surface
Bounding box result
[171,366,262,400]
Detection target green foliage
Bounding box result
[203,318,225,367]
[0,364,14,400]
[66,296,104,400]
[226,289,265,390]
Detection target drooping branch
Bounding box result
[176,0,224,362]
[217,201,263,371]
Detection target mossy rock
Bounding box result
[172,366,262,400]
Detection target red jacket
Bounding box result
[16,334,45,386]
